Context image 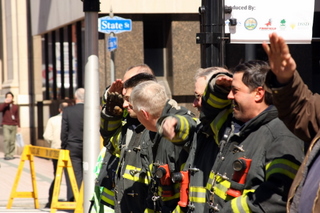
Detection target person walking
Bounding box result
[61,88,85,202]
[0,91,20,160]
[43,101,68,208]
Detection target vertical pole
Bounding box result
[109,8,115,84]
[83,1,100,212]
[245,44,256,61]
[198,0,226,67]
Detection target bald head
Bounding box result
[123,64,154,82]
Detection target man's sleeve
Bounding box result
[43,119,53,143]
[61,110,68,149]
[100,105,124,146]
[267,71,320,144]
[200,73,232,124]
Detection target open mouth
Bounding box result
[232,101,239,111]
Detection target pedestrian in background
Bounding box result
[43,101,68,208]
[0,91,20,160]
[61,88,85,202]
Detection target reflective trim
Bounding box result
[101,187,115,207]
[210,108,233,145]
[207,93,231,109]
[189,186,206,203]
[122,164,150,184]
[172,205,184,213]
[171,115,189,143]
[107,120,122,132]
[230,194,252,213]
[206,171,215,190]
[214,175,231,200]
[100,117,105,129]
[144,208,155,213]
[243,189,255,195]
[266,158,300,180]
[110,128,122,156]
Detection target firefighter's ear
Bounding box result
[140,109,150,120]
[254,86,265,102]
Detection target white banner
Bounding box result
[225,0,315,44]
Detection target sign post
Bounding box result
[98,13,132,84]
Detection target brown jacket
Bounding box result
[267,71,320,212]
[0,102,20,127]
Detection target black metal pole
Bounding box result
[197,0,227,68]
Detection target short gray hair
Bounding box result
[194,67,229,82]
[75,88,85,102]
[130,81,168,118]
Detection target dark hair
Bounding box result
[59,102,69,111]
[124,73,157,89]
[233,60,273,105]
[5,92,14,98]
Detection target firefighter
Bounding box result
[129,81,197,212]
[194,60,305,212]
[113,73,157,212]
[171,67,233,213]
[90,64,154,213]
[176,61,304,212]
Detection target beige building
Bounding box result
[0,0,202,149]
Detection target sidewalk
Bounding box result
[0,129,72,213]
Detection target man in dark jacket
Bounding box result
[61,88,85,202]
[263,32,319,213]
[113,73,157,213]
[197,60,305,212]
[0,91,20,160]
[92,64,154,213]
[130,81,197,212]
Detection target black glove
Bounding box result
[104,91,124,116]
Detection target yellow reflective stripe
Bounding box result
[213,175,231,200]
[101,187,115,206]
[211,108,233,145]
[189,186,206,203]
[144,208,155,213]
[243,189,255,195]
[266,159,300,180]
[207,93,231,109]
[171,115,189,143]
[100,117,105,129]
[110,128,122,156]
[172,205,184,213]
[122,165,150,184]
[206,171,215,190]
[231,194,252,213]
[107,119,122,132]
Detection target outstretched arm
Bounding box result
[262,32,296,84]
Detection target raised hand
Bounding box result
[109,79,124,93]
[216,75,233,89]
[262,32,296,84]
[161,117,178,140]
